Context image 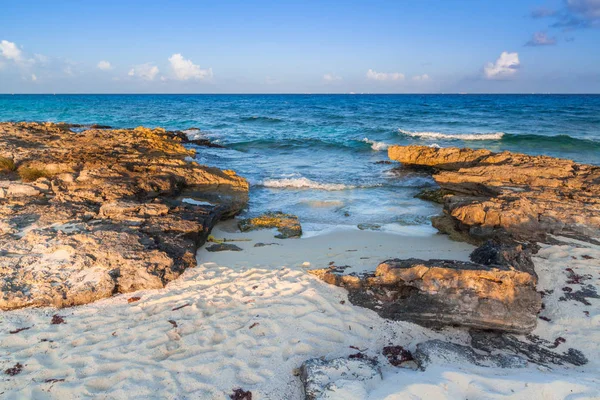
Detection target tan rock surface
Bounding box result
[389,145,600,242]
[310,258,541,333]
[0,122,248,310]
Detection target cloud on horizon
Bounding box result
[525,32,558,46]
[0,40,23,62]
[412,74,431,82]
[483,52,520,80]
[128,63,159,80]
[97,61,112,70]
[323,73,342,82]
[168,54,212,81]
[366,69,404,81]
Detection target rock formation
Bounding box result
[309,258,541,333]
[388,145,600,243]
[0,122,248,310]
[299,357,381,400]
[238,211,302,238]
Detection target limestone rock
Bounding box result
[299,357,381,400]
[238,211,302,238]
[0,122,249,310]
[309,258,541,333]
[414,339,527,369]
[470,330,588,367]
[206,243,243,252]
[388,145,600,243]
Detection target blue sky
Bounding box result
[1,0,599,93]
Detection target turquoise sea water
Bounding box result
[1,94,599,234]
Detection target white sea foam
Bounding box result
[182,198,214,206]
[362,137,390,151]
[261,177,354,191]
[398,129,504,141]
[182,128,204,141]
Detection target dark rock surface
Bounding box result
[206,243,243,252]
[470,330,588,366]
[414,339,527,369]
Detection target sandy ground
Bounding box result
[1,223,599,399]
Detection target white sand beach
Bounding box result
[1,223,599,399]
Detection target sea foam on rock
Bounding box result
[0,122,248,310]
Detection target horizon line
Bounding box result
[2,92,600,95]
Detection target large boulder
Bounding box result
[0,122,249,310]
[310,258,541,333]
[389,145,600,243]
[299,357,381,400]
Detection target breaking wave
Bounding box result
[362,138,390,151]
[258,177,354,191]
[398,129,505,141]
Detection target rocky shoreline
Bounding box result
[309,145,599,332]
[299,145,599,398]
[1,125,598,398]
[0,122,248,310]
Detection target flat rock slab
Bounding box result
[310,257,541,333]
[299,357,381,400]
[470,331,588,367]
[414,339,527,369]
[238,211,302,239]
[0,122,249,310]
[388,145,600,243]
[206,243,243,252]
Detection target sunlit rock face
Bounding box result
[310,258,541,333]
[388,145,600,243]
[0,122,248,310]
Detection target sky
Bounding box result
[1,0,600,93]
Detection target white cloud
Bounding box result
[31,73,37,81]
[525,32,557,46]
[483,52,520,79]
[0,40,23,62]
[412,74,431,81]
[34,53,49,64]
[366,69,404,81]
[97,60,112,70]
[323,73,342,82]
[128,63,159,80]
[168,53,212,80]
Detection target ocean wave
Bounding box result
[362,138,390,151]
[398,129,505,141]
[241,116,284,123]
[230,137,365,152]
[259,177,354,191]
[501,133,600,149]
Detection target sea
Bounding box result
[1,94,599,235]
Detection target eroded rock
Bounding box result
[414,339,527,369]
[310,258,541,333]
[299,357,381,400]
[206,243,243,252]
[238,211,302,239]
[470,330,588,366]
[388,145,600,243]
[0,122,249,310]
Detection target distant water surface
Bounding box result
[1,94,598,234]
